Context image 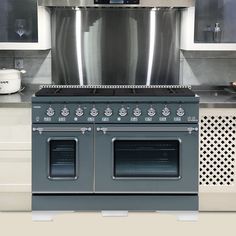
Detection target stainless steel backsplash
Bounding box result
[52,7,180,85]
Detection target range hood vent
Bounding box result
[38,0,194,8]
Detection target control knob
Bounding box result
[104,107,113,117]
[90,107,99,117]
[61,107,70,117]
[162,106,171,117]
[147,107,156,117]
[75,107,84,117]
[119,107,128,117]
[133,107,142,117]
[46,107,55,117]
[176,107,185,117]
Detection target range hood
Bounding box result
[38,0,194,7]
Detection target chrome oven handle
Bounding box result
[32,127,92,134]
[96,127,198,134]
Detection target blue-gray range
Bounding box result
[32,86,199,211]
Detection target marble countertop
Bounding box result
[0,84,39,107]
[0,85,236,108]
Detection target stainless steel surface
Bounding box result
[0,84,39,105]
[52,8,180,85]
[39,0,194,7]
[192,86,236,108]
[2,84,236,107]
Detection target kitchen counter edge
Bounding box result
[0,85,236,108]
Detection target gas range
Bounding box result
[32,86,199,212]
[32,85,198,125]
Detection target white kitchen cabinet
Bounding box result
[199,108,236,211]
[0,151,31,192]
[0,107,31,211]
[0,1,51,50]
[195,0,236,43]
[181,7,236,51]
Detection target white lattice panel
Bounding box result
[200,109,236,187]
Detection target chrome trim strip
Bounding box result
[96,126,198,134]
[38,0,194,7]
[40,85,192,89]
[33,127,92,134]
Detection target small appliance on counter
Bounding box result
[32,85,200,212]
[0,69,25,94]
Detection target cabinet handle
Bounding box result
[32,127,92,134]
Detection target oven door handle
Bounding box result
[96,127,198,134]
[32,127,92,134]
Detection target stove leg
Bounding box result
[176,211,199,222]
[101,211,129,217]
[32,211,74,222]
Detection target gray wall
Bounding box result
[0,50,51,84]
[180,51,236,85]
[0,50,236,86]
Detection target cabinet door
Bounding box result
[0,0,38,42]
[195,0,236,43]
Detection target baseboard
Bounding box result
[199,192,236,211]
[0,192,31,211]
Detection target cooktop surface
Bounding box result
[35,87,196,97]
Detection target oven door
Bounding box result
[95,124,198,193]
[32,124,94,193]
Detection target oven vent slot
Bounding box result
[200,115,236,186]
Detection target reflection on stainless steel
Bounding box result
[52,8,180,85]
[39,0,194,7]
[75,9,84,85]
[146,9,156,86]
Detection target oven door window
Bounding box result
[49,139,77,179]
[114,140,179,178]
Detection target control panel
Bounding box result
[33,102,199,124]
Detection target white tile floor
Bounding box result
[0,212,236,236]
